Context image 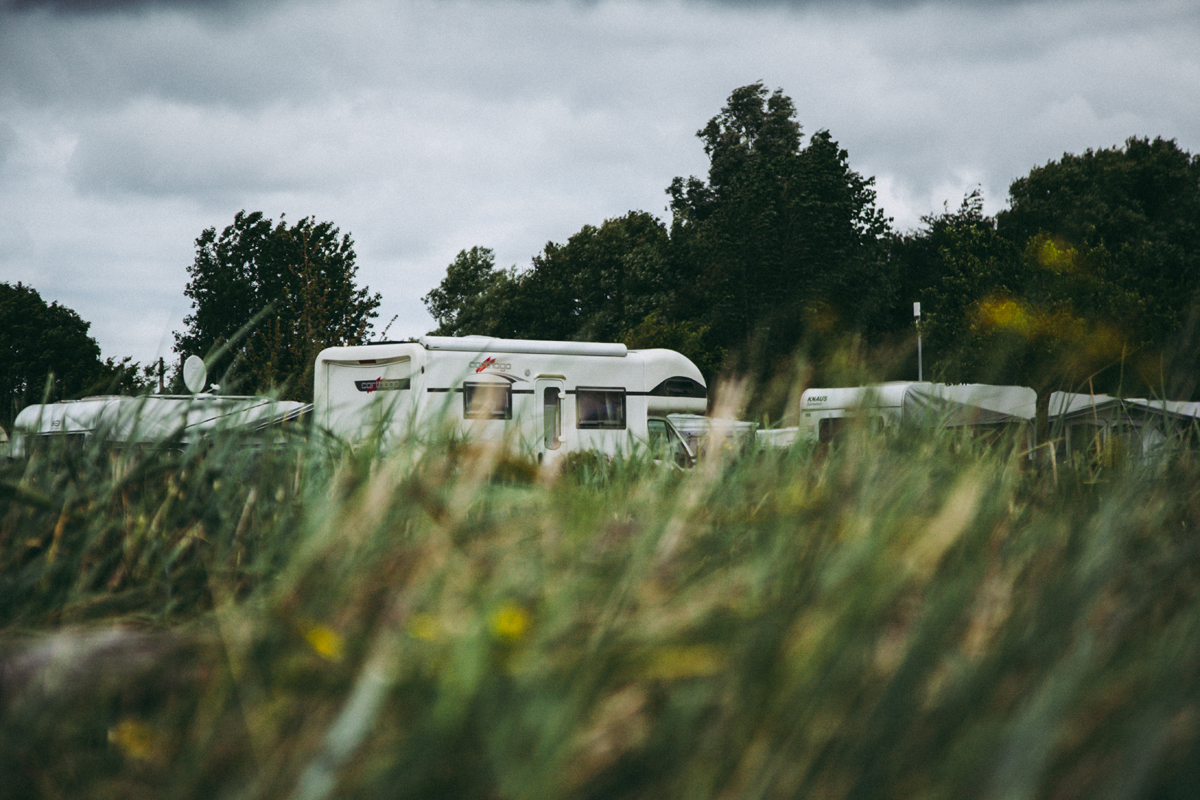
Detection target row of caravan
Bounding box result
[760,381,1200,462]
[9,336,709,465]
[10,336,1199,465]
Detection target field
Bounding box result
[2,389,1199,800]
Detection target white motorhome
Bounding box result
[313,336,707,465]
[758,382,1037,448]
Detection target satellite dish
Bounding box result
[183,355,208,394]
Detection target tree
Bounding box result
[521,211,673,342]
[423,212,674,345]
[175,211,381,401]
[667,83,892,372]
[423,247,510,337]
[892,138,1200,446]
[920,227,1144,442]
[0,282,107,429]
[997,136,1200,398]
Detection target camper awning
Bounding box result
[900,384,1037,427]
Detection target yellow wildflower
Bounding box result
[304,624,344,661]
[489,603,530,642]
[108,717,157,761]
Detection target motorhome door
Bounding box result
[535,377,565,463]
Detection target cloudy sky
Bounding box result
[1,0,1197,366]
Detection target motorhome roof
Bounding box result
[418,335,628,357]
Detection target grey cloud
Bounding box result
[0,0,246,15]
[0,9,324,111]
[0,121,16,171]
[66,103,354,200]
[1,0,1196,366]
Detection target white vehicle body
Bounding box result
[668,414,759,459]
[758,382,1037,447]
[313,336,707,464]
[10,394,310,458]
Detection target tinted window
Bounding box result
[463,382,512,420]
[576,388,626,430]
[648,377,706,398]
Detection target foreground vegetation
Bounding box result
[2,402,1199,799]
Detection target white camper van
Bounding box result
[758,382,1037,448]
[313,336,707,464]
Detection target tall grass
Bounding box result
[1,400,1198,799]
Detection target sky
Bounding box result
[1,0,1197,367]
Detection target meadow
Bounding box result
[1,387,1198,800]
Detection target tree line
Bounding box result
[5,82,1198,430]
[2,212,381,429]
[424,84,1200,427]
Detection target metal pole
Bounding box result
[914,302,923,382]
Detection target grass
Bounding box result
[1,397,1199,800]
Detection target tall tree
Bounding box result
[996,136,1200,398]
[668,83,892,371]
[0,282,107,429]
[175,211,381,400]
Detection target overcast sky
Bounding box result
[1,0,1197,367]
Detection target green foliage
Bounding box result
[884,137,1200,440]
[667,84,893,368]
[525,211,674,342]
[424,213,675,346]
[0,282,107,429]
[423,246,511,337]
[175,211,382,400]
[3,398,1200,799]
[997,137,1200,397]
[423,84,893,392]
[998,136,1200,295]
[620,310,724,379]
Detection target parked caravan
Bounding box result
[9,394,310,458]
[313,336,707,465]
[1049,392,1200,463]
[758,382,1037,448]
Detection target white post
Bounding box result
[914,302,923,382]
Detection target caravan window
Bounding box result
[648,377,706,399]
[818,416,845,444]
[818,414,885,443]
[576,388,626,430]
[463,382,512,420]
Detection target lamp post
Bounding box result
[914,302,923,382]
